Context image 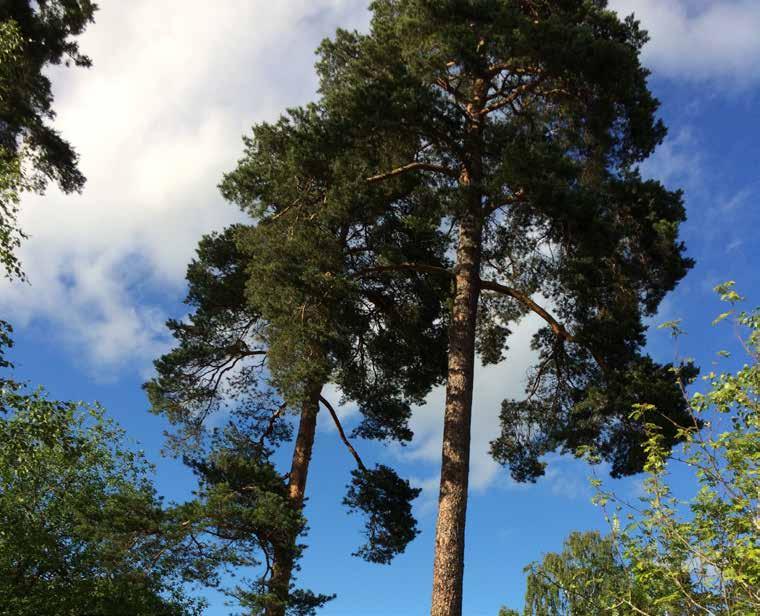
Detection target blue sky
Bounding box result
[2,1,759,614]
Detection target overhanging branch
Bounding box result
[480,279,608,371]
[353,259,607,372]
[479,279,573,343]
[320,395,367,471]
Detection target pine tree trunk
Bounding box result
[267,382,322,616]
[430,80,485,616]
[430,214,482,616]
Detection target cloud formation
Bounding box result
[3,0,752,490]
[0,1,370,372]
[610,0,760,84]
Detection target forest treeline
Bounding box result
[0,2,757,616]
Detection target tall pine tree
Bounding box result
[147,104,450,615]
[316,2,693,614]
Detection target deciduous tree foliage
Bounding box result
[147,105,450,614]
[0,1,96,277]
[593,287,759,615]
[315,2,693,613]
[0,332,201,616]
[514,531,637,615]
[501,286,759,616]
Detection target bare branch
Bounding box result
[479,279,573,342]
[319,395,367,471]
[480,78,544,116]
[353,262,452,279]
[258,402,288,449]
[435,76,468,108]
[366,161,458,184]
[485,188,526,213]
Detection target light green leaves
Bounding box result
[580,287,760,615]
[0,378,202,615]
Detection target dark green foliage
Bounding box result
[316,0,694,483]
[150,106,450,443]
[221,104,450,429]
[178,428,335,616]
[343,464,422,564]
[0,360,201,615]
[148,104,446,611]
[146,229,328,611]
[183,434,304,568]
[0,0,96,192]
[0,1,96,277]
[492,357,700,482]
[0,20,26,279]
[0,320,14,370]
[238,588,335,616]
[145,226,275,449]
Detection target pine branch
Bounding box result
[480,278,608,371]
[485,189,526,213]
[319,395,367,471]
[480,79,544,116]
[366,162,458,184]
[258,402,288,449]
[353,262,452,279]
[479,279,573,342]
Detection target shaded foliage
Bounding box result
[343,464,422,564]
[0,1,96,277]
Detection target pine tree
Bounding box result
[316,2,694,614]
[147,105,450,614]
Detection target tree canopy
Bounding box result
[502,285,759,616]
[315,2,693,613]
[0,342,201,616]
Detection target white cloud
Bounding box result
[0,1,370,373]
[5,0,750,497]
[610,0,760,84]
[639,127,703,189]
